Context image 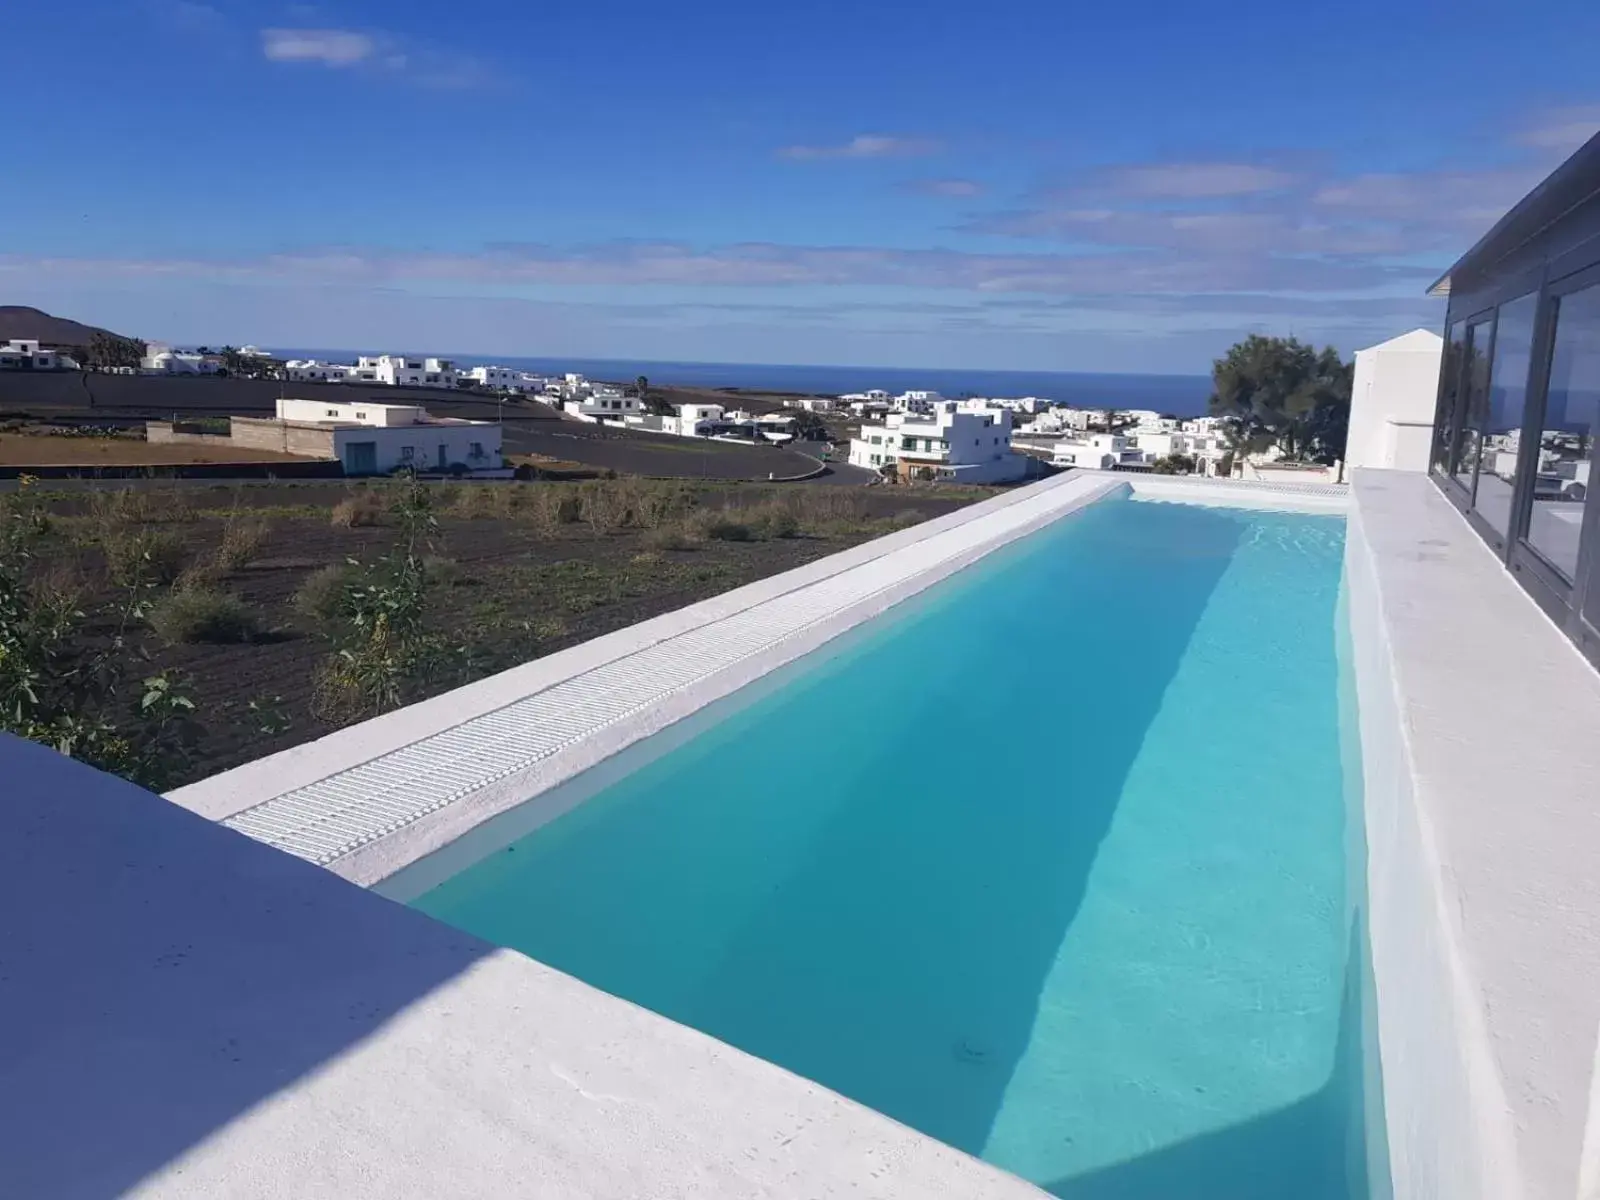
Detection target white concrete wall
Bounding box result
[332,423,501,474]
[1347,334,1443,472]
[1347,470,1600,1200]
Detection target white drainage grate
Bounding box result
[223,481,1099,865]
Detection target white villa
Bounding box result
[564,387,641,424]
[256,399,500,475]
[0,339,74,371]
[142,343,221,375]
[624,402,796,444]
[848,399,1027,483]
[1048,432,1147,471]
[462,365,548,393]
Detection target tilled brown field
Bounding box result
[14,478,991,785]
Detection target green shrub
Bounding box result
[148,589,261,644]
[749,505,800,539]
[330,491,385,528]
[641,521,700,551]
[214,516,270,570]
[294,563,356,624]
[421,554,462,586]
[699,516,753,542]
[104,527,189,586]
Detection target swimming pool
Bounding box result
[414,493,1373,1198]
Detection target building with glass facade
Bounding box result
[1429,131,1600,665]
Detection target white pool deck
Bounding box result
[7,468,1599,1199]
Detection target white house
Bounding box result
[1050,432,1147,471]
[1345,328,1445,472]
[849,400,1027,483]
[564,387,641,423]
[463,366,548,393]
[284,359,353,383]
[895,390,944,415]
[141,344,220,375]
[265,399,501,475]
[352,355,460,389]
[840,389,891,405]
[0,339,71,370]
[783,396,838,413]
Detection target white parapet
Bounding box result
[1346,469,1600,1200]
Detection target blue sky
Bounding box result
[5,0,1599,372]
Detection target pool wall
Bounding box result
[1346,470,1600,1200]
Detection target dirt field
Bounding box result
[0,433,316,467]
[0,373,828,480]
[9,477,993,785]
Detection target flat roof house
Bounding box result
[229,399,503,475]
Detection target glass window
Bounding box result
[1434,321,1467,473]
[1525,283,1600,581]
[1475,293,1538,538]
[1451,318,1494,492]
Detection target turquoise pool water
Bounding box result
[415,495,1371,1198]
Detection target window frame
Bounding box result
[1433,251,1600,667]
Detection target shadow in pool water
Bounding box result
[653,501,1250,1161]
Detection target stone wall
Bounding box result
[228,417,337,460]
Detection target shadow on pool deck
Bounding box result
[0,734,492,1199]
[607,501,1253,1164]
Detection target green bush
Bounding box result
[749,505,800,539]
[700,516,753,542]
[330,491,385,528]
[214,516,270,570]
[104,527,189,586]
[148,589,261,644]
[421,554,462,586]
[293,563,356,625]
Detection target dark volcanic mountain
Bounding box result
[0,306,132,347]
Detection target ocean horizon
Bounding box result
[274,350,1216,418]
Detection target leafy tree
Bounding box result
[1208,335,1352,466]
[220,346,283,380]
[790,409,827,439]
[1150,453,1197,475]
[83,331,147,371]
[1092,408,1135,434]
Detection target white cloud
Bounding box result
[258,27,497,88]
[260,27,377,67]
[1093,162,1297,199]
[908,178,984,197]
[778,135,941,161]
[1517,106,1600,154]
[0,241,1425,297]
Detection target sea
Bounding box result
[275,350,1215,418]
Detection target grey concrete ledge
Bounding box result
[1347,470,1600,1200]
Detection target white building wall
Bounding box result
[1346,329,1444,472]
[330,424,501,475]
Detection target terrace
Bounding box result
[5,141,1600,1200]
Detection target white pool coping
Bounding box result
[1346,469,1600,1200]
[170,471,1345,889]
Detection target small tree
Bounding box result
[1150,453,1197,475]
[84,331,146,371]
[1208,334,1352,466]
